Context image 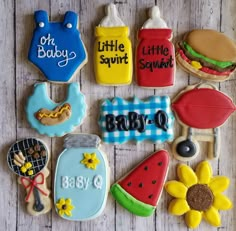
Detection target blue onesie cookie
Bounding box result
[28,10,87,82]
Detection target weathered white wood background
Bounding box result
[0,0,235,230]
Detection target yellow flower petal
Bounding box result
[64,210,72,217]
[213,193,232,210]
[165,181,188,199]
[56,198,65,209]
[203,206,221,227]
[209,176,230,194]
[81,152,100,169]
[59,209,65,217]
[91,153,97,159]
[168,199,190,215]
[185,210,202,229]
[65,198,72,205]
[84,153,91,159]
[195,161,212,184]
[66,205,75,211]
[177,164,198,187]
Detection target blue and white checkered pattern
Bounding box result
[98,96,175,144]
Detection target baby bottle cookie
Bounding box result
[94,3,132,85]
[136,6,175,88]
[54,134,109,220]
[7,138,52,216]
[28,10,87,83]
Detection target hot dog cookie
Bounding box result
[26,82,86,137]
[35,103,71,126]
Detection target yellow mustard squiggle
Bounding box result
[38,104,71,119]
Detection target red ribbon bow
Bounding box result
[20,172,48,202]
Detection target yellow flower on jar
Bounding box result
[81,153,100,170]
[165,161,232,229]
[56,198,74,217]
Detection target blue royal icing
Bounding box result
[98,96,175,144]
[54,134,109,221]
[28,10,87,82]
[25,82,86,137]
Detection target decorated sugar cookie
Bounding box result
[94,3,132,85]
[171,83,236,161]
[165,161,232,228]
[136,6,175,88]
[26,82,86,137]
[98,96,174,144]
[7,138,51,216]
[110,150,169,216]
[54,134,109,220]
[176,29,236,81]
[28,10,87,83]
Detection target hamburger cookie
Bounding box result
[176,29,236,81]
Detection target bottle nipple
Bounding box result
[99,3,125,27]
[142,6,168,29]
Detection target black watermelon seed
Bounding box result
[152,180,157,184]
[158,162,162,166]
[144,166,148,171]
[139,183,143,188]
[148,194,153,199]
[127,182,132,186]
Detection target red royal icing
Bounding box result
[119,150,169,206]
[136,29,175,87]
[178,48,233,76]
[172,88,236,129]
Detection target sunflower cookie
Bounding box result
[165,161,232,229]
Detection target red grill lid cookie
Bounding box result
[172,88,236,129]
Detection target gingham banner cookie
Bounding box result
[98,96,174,144]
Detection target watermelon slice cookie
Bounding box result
[110,150,169,217]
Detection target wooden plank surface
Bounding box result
[0,0,235,230]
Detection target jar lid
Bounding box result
[64,134,101,148]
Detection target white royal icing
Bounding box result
[99,3,125,27]
[37,34,77,67]
[61,175,103,190]
[142,6,168,29]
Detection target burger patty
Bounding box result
[178,42,236,72]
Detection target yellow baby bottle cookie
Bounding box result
[94,3,132,86]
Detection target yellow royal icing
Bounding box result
[165,161,232,229]
[94,27,132,85]
[191,60,202,69]
[38,104,71,119]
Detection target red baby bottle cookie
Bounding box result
[136,6,175,88]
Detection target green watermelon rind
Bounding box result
[110,183,155,217]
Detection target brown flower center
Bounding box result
[88,159,93,163]
[186,184,213,211]
[62,204,67,210]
